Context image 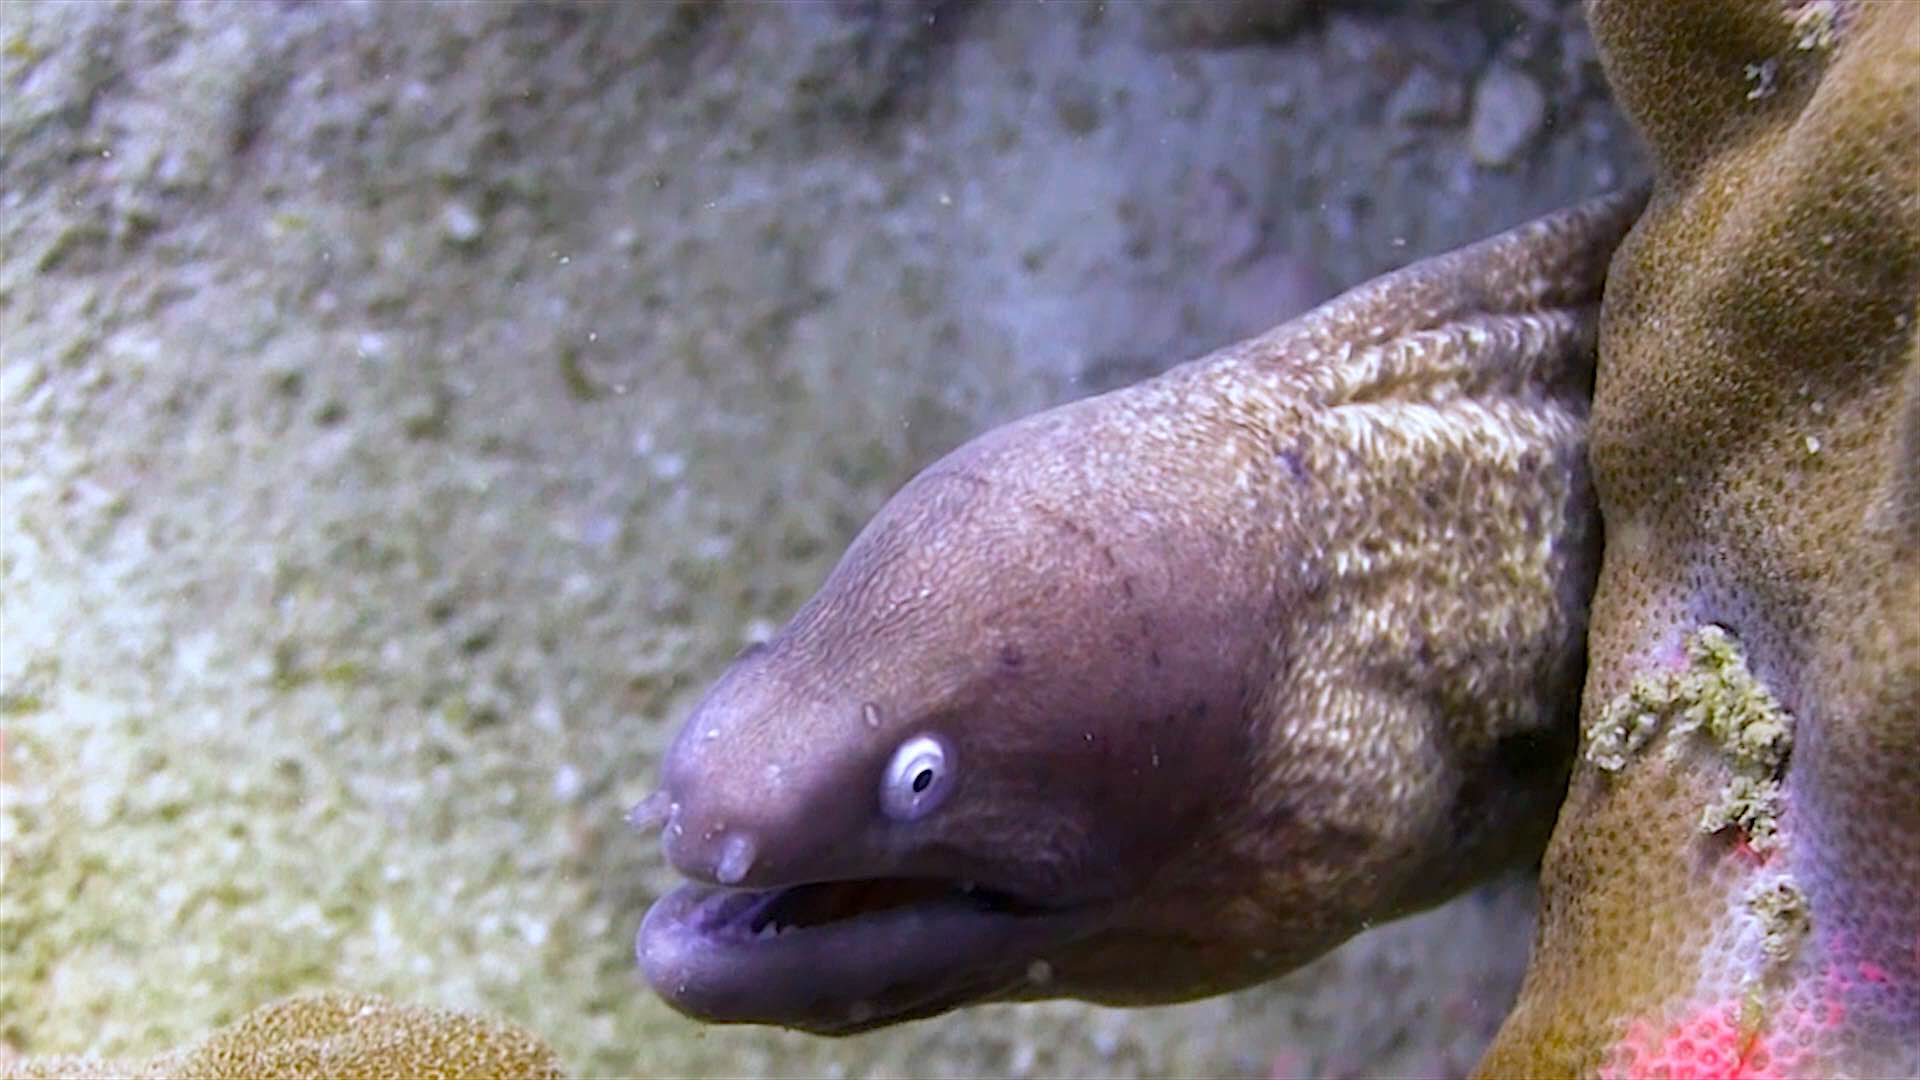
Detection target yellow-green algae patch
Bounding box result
[1790,1,1840,53]
[1584,625,1795,850]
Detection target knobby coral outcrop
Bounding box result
[1481,0,1918,1075]
[1,992,565,1080]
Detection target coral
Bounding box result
[1584,682,1659,772]
[1599,998,1795,1080]
[1664,628,1791,769]
[1584,625,1794,849]
[1790,2,1840,52]
[2,992,565,1079]
[1699,775,1785,853]
[1479,0,1920,1074]
[1748,880,1810,973]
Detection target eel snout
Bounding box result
[635,641,1110,1033]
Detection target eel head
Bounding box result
[636,401,1276,1034]
[636,188,1647,1034]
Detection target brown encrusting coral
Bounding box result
[1480,0,1919,1075]
[2,992,566,1080]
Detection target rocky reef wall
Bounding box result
[0,2,1640,1075]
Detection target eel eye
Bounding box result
[880,733,954,822]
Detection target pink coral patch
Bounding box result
[1728,837,1769,867]
[1603,1001,1785,1080]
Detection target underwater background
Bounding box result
[1,2,1646,1075]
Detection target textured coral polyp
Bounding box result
[1601,961,1901,1080]
[1478,0,1919,1072]
[1,992,568,1079]
[1603,1001,1789,1080]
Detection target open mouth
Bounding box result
[683,877,1044,940]
[638,875,1093,1034]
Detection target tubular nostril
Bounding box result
[714,832,757,885]
[654,794,763,887]
[626,790,672,833]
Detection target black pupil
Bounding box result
[911,768,933,793]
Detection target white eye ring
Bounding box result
[880,733,954,822]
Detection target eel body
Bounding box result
[636,188,1646,1034]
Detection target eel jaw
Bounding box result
[637,876,1101,1034]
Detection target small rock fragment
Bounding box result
[1469,64,1547,167]
[439,201,483,246]
[1051,77,1100,137]
[1388,66,1465,128]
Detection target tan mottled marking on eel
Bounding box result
[636,188,1646,1034]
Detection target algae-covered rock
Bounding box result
[3,992,564,1079]
[1481,0,1919,1074]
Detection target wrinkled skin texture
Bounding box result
[1480,1,1919,1075]
[637,190,1646,1034]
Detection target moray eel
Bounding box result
[635,189,1647,1034]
